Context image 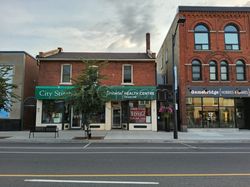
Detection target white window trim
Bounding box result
[122,64,134,85]
[60,64,72,85]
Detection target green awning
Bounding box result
[35,86,75,100]
[35,86,157,100]
[103,86,156,100]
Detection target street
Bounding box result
[1,142,250,186]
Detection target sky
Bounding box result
[0,0,250,57]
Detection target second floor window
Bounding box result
[192,60,202,81]
[194,24,210,50]
[123,64,133,83]
[220,61,229,81]
[209,61,218,81]
[236,60,246,81]
[61,64,71,83]
[224,24,240,50]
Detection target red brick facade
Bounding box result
[38,60,156,86]
[178,8,250,130]
[157,7,250,131]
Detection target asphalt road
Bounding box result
[1,142,250,187]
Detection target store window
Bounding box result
[203,97,218,106]
[192,60,202,81]
[194,24,210,50]
[186,97,235,128]
[42,100,64,123]
[129,101,151,123]
[236,60,246,81]
[224,24,240,50]
[90,105,105,123]
[122,64,133,84]
[220,61,229,81]
[61,64,72,83]
[209,61,218,81]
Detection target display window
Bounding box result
[42,100,64,123]
[186,97,236,128]
[129,101,151,123]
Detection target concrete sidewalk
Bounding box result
[1,129,250,143]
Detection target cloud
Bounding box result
[106,0,156,51]
[245,1,250,5]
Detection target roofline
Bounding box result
[179,6,250,12]
[0,51,36,61]
[37,58,155,62]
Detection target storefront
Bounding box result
[35,86,157,131]
[186,86,250,129]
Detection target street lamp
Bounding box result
[172,16,186,139]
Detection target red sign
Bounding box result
[130,108,146,123]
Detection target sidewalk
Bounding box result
[1,129,250,143]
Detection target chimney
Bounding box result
[38,47,63,58]
[146,33,150,52]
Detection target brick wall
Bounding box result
[38,60,156,86]
[177,11,250,129]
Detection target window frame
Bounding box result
[209,61,218,81]
[60,64,72,84]
[192,60,202,81]
[220,61,229,81]
[194,24,210,50]
[122,64,133,84]
[236,60,246,81]
[224,24,240,50]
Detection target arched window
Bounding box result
[209,61,217,81]
[192,60,202,81]
[224,24,240,50]
[236,60,246,81]
[194,24,210,50]
[220,61,229,81]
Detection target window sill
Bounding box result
[236,81,248,83]
[224,50,241,52]
[59,82,72,85]
[121,83,134,86]
[194,50,211,52]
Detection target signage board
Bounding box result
[103,86,156,101]
[35,86,75,100]
[36,86,157,100]
[187,86,250,98]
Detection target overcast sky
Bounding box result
[0,0,250,56]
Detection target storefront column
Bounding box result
[105,101,112,130]
[151,100,157,131]
[36,100,42,126]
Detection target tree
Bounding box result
[0,66,19,112]
[69,60,107,139]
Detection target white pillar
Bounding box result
[36,100,42,126]
[151,100,157,131]
[105,101,112,130]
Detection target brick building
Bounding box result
[0,52,38,130]
[157,6,250,131]
[35,34,157,131]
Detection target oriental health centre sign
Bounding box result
[104,86,156,100]
[35,86,157,100]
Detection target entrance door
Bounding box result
[112,107,121,129]
[236,107,245,129]
[71,107,81,129]
[235,99,246,129]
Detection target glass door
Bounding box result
[71,107,81,129]
[112,107,122,129]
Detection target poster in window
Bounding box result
[130,108,146,123]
